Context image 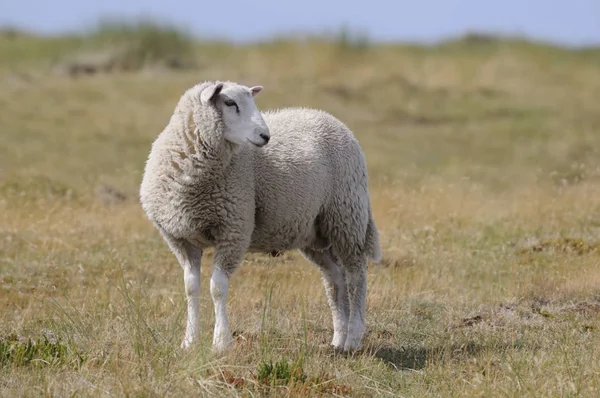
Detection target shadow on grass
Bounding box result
[367,341,510,371]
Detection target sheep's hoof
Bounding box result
[331,342,362,357]
[181,338,194,350]
[342,338,363,354]
[331,333,347,350]
[212,336,234,354]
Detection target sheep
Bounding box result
[139,80,382,353]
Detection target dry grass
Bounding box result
[1,27,600,396]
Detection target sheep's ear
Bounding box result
[200,82,224,105]
[250,86,263,97]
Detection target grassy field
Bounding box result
[2,24,600,396]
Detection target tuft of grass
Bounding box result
[519,237,600,256]
[85,18,196,68]
[256,357,304,385]
[0,333,83,368]
[330,24,371,52]
[0,18,197,73]
[218,357,352,396]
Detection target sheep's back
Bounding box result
[259,107,366,183]
[248,108,368,251]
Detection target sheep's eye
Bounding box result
[224,99,237,107]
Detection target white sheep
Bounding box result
[139,80,382,353]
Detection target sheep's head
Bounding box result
[200,81,270,148]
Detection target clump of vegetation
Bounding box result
[89,19,195,66]
[219,357,352,396]
[52,18,198,76]
[0,333,83,368]
[520,237,600,256]
[331,24,371,52]
[256,357,305,385]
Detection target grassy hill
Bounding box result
[1,23,600,396]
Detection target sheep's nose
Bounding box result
[260,133,270,143]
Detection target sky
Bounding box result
[1,0,599,47]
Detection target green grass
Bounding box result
[0,333,83,368]
[1,22,600,396]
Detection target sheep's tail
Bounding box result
[365,209,383,264]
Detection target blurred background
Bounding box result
[2,0,599,189]
[2,0,600,202]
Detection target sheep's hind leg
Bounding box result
[210,247,244,353]
[160,232,203,349]
[340,255,368,353]
[299,248,349,350]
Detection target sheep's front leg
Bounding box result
[182,254,202,349]
[160,232,203,349]
[210,267,233,352]
[210,247,244,353]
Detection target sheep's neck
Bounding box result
[172,110,234,186]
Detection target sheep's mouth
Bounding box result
[247,139,268,148]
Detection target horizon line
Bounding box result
[2,22,599,50]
